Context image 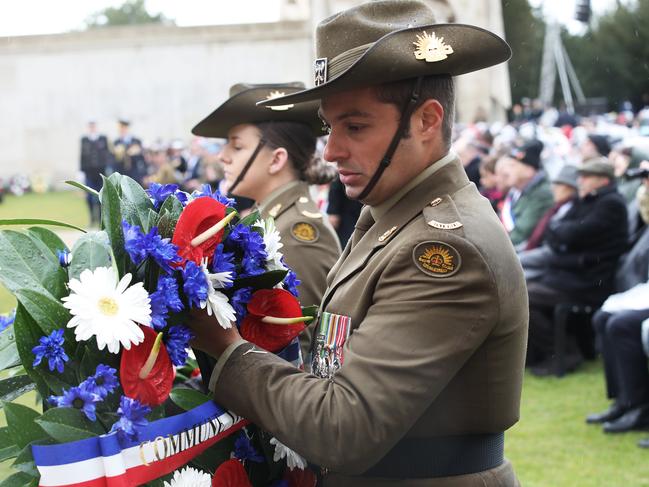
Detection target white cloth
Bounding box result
[601,282,649,313]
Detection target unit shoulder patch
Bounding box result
[412,241,461,277]
[291,222,319,243]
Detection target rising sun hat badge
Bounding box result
[413,31,454,63]
[265,91,295,111]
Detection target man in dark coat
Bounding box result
[80,120,112,225]
[113,119,147,183]
[526,158,628,369]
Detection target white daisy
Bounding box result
[200,260,236,329]
[269,437,307,470]
[201,257,233,290]
[163,466,211,487]
[254,218,285,271]
[62,266,151,354]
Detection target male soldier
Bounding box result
[113,119,147,183]
[189,1,528,485]
[80,120,111,224]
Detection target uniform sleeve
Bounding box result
[211,237,499,474]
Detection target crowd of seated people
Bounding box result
[454,104,649,448]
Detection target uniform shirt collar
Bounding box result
[258,180,303,214]
[370,151,456,222]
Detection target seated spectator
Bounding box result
[456,136,490,189]
[526,158,628,372]
[499,140,554,248]
[610,145,642,204]
[479,154,505,213]
[523,164,578,251]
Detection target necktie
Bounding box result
[350,206,375,248]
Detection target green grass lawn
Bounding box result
[1,192,648,485]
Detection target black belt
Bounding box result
[361,432,504,479]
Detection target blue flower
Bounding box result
[164,325,194,366]
[211,244,236,276]
[32,329,69,373]
[234,432,264,463]
[57,249,71,268]
[110,396,151,443]
[122,221,148,265]
[156,275,184,313]
[191,184,235,207]
[84,364,119,399]
[225,225,267,277]
[55,385,101,421]
[231,287,253,323]
[175,191,190,206]
[148,275,184,331]
[122,221,181,273]
[0,310,15,333]
[283,269,301,297]
[147,183,179,210]
[182,261,208,308]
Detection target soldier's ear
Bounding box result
[416,99,444,141]
[268,147,289,175]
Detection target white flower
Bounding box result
[201,257,232,290]
[62,266,151,354]
[163,466,211,487]
[200,260,236,329]
[269,437,307,470]
[254,218,285,271]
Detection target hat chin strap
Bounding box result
[356,77,424,202]
[226,139,267,196]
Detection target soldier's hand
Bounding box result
[187,308,242,358]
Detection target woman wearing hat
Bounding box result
[192,83,341,349]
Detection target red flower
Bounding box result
[239,289,312,353]
[211,459,252,487]
[283,468,317,487]
[171,197,234,266]
[120,326,174,407]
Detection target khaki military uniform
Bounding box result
[210,156,528,485]
[258,181,341,350]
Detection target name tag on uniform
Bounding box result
[311,312,351,378]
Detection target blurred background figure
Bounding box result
[144,140,180,186]
[113,119,147,183]
[499,139,554,249]
[479,154,505,213]
[183,136,207,192]
[79,120,111,225]
[327,176,363,248]
[580,134,611,164]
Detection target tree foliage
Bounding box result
[563,0,649,110]
[85,0,174,29]
[501,0,545,105]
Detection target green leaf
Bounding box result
[169,388,211,411]
[0,427,20,462]
[236,210,260,228]
[26,227,68,257]
[69,231,112,280]
[11,443,39,477]
[157,195,183,238]
[12,305,50,397]
[0,375,34,405]
[0,472,35,487]
[233,269,288,291]
[100,175,127,276]
[65,179,100,197]
[301,305,319,320]
[118,175,155,232]
[12,289,69,336]
[0,219,86,233]
[0,325,20,371]
[0,230,65,300]
[3,402,45,450]
[36,407,105,443]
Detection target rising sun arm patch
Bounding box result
[412,241,461,277]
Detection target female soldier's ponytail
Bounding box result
[256,121,337,185]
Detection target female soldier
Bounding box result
[192,82,341,351]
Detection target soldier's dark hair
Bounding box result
[256,121,336,185]
[373,75,455,150]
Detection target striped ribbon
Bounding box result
[312,311,351,378]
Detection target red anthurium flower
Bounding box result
[239,289,312,353]
[283,468,317,487]
[211,459,252,487]
[171,197,235,266]
[120,326,174,407]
